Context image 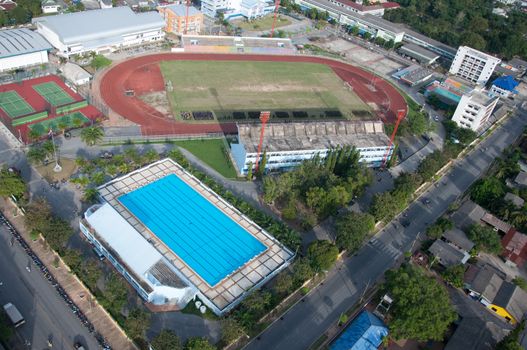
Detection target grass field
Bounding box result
[174,138,237,178]
[159,61,371,119]
[33,82,75,107]
[232,15,291,31]
[0,91,34,118]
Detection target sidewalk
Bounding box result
[0,199,137,350]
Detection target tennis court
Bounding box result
[33,82,75,106]
[29,111,90,134]
[0,91,35,118]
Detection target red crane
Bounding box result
[254,111,271,173]
[381,109,406,168]
[185,0,190,34]
[270,0,281,38]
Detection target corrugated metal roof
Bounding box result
[0,28,52,59]
[33,7,164,45]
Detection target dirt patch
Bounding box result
[138,91,173,118]
[34,158,77,182]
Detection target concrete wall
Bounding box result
[0,51,49,72]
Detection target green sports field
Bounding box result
[0,91,35,118]
[33,82,75,107]
[29,112,89,135]
[159,61,371,119]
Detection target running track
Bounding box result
[99,53,407,136]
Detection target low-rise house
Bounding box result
[465,264,527,324]
[41,0,61,13]
[505,192,525,208]
[330,311,388,350]
[481,213,512,234]
[445,316,508,350]
[515,172,527,187]
[489,76,520,98]
[61,62,92,86]
[429,239,471,267]
[443,228,475,253]
[501,229,527,267]
[451,200,487,230]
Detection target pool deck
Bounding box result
[97,158,294,314]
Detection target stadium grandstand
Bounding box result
[180,35,296,55]
[0,28,51,72]
[80,158,294,315]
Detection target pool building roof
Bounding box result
[95,158,294,315]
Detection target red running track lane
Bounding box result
[99,53,408,136]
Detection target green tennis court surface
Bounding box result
[0,91,35,118]
[29,112,90,134]
[33,82,75,106]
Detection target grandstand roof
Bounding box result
[32,7,164,45]
[492,75,519,92]
[238,120,390,154]
[162,4,201,16]
[0,28,52,59]
[399,43,440,63]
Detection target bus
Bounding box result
[3,303,25,328]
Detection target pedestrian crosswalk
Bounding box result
[368,237,402,260]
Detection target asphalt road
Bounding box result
[0,225,99,350]
[244,112,527,350]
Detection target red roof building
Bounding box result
[501,228,527,267]
[0,0,17,11]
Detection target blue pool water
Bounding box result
[119,174,266,286]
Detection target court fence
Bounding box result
[102,132,225,145]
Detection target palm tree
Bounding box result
[28,129,42,142]
[82,188,99,203]
[80,126,104,146]
[26,146,47,165]
[142,149,159,164]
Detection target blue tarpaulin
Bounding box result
[330,311,389,350]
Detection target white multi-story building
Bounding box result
[449,46,501,86]
[230,120,393,175]
[33,7,165,58]
[201,0,274,19]
[452,90,499,131]
[0,28,52,72]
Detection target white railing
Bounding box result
[102,132,225,144]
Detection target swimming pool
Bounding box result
[118,174,267,286]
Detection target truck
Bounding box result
[3,303,25,328]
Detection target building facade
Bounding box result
[33,7,165,58]
[158,4,203,34]
[489,75,519,98]
[230,120,393,175]
[201,0,274,19]
[452,90,499,131]
[0,28,52,72]
[449,46,501,85]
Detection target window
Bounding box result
[491,307,498,312]
[505,316,512,322]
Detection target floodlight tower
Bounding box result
[254,111,271,173]
[381,109,406,168]
[270,0,281,38]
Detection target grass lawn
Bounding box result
[159,60,371,119]
[233,14,291,31]
[174,138,238,178]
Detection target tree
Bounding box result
[441,264,465,288]
[240,290,272,315]
[496,320,524,350]
[26,145,47,165]
[0,168,26,198]
[350,26,360,35]
[246,161,253,180]
[426,217,453,239]
[384,265,457,341]
[335,212,375,252]
[363,32,372,40]
[143,149,159,164]
[513,277,527,291]
[89,55,112,70]
[370,192,398,222]
[80,126,104,146]
[83,188,99,203]
[184,337,216,350]
[41,217,74,251]
[273,273,294,295]
[24,197,52,233]
[82,259,102,292]
[292,257,314,284]
[307,240,338,271]
[467,224,502,254]
[9,6,30,24]
[102,272,128,313]
[152,329,182,350]
[125,308,151,341]
[220,318,244,345]
[470,177,505,208]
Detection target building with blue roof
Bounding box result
[489,75,519,98]
[330,311,388,350]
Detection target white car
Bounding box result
[434,116,439,122]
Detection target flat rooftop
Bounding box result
[181,34,294,49]
[97,158,294,313]
[399,43,440,62]
[238,120,390,153]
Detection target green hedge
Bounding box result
[56,100,88,115]
[12,111,48,126]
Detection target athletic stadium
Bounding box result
[79,158,294,315]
